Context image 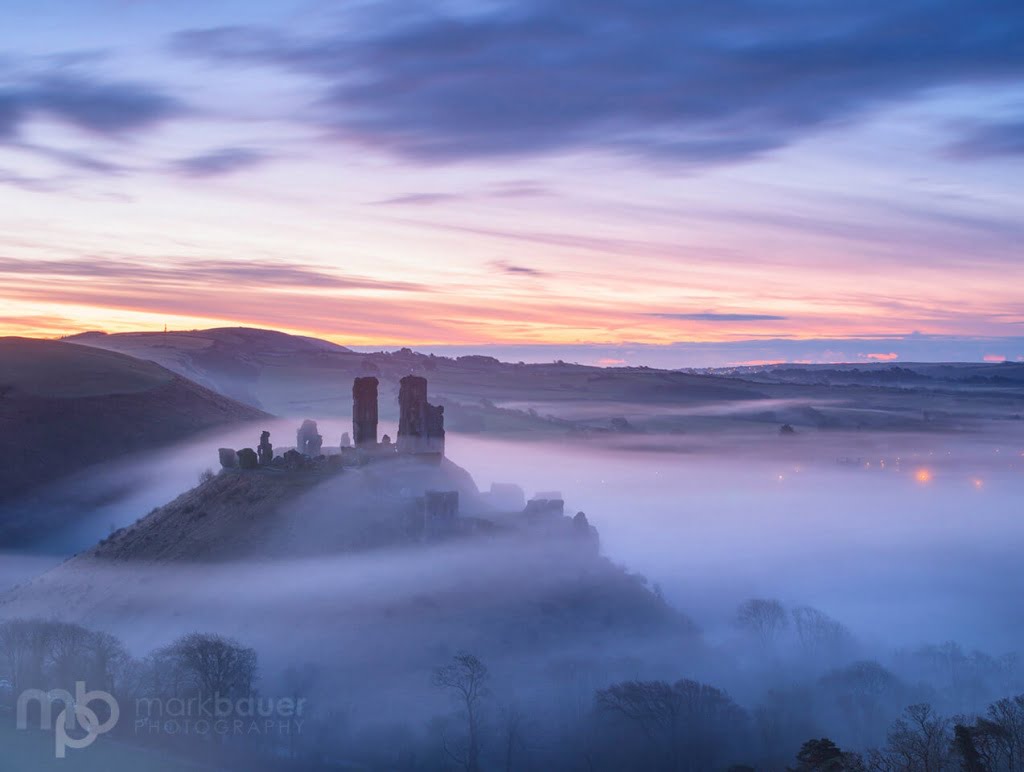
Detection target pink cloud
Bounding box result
[983,354,1006,363]
[597,357,626,366]
[864,352,899,361]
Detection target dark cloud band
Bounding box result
[174,0,1024,165]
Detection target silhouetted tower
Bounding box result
[352,377,379,448]
[398,374,445,456]
[398,375,428,453]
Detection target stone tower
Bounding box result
[352,376,379,448]
[398,374,445,456]
[398,375,428,453]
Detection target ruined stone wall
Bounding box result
[352,376,379,448]
[425,403,445,455]
[398,374,445,456]
[397,375,428,454]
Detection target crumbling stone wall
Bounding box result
[296,419,323,457]
[352,377,379,448]
[398,375,445,456]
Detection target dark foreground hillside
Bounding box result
[0,337,268,514]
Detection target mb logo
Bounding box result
[17,682,120,757]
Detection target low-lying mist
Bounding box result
[3,411,1023,769]
[447,428,1024,652]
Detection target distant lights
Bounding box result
[914,468,933,484]
[972,477,984,490]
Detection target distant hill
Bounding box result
[68,326,766,418]
[64,327,1024,435]
[68,327,353,408]
[0,337,268,513]
[700,361,1024,386]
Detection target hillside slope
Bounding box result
[0,458,695,683]
[69,326,766,418]
[0,337,269,508]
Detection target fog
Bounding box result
[445,428,1024,652]
[7,417,1023,652]
[3,415,1023,769]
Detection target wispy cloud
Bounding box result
[947,117,1024,158]
[0,167,64,193]
[0,256,424,292]
[0,71,185,140]
[492,260,546,277]
[648,312,788,322]
[172,147,268,177]
[371,192,463,206]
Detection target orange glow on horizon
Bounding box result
[914,468,933,484]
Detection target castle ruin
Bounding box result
[296,419,323,457]
[397,375,445,456]
[223,376,446,473]
[352,376,379,448]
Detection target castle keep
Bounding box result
[352,376,379,448]
[397,375,445,456]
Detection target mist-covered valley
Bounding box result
[1,333,1022,770]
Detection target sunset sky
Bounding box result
[1,0,1022,366]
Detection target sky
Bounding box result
[0,0,1022,367]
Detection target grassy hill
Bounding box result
[66,327,1024,436]
[0,338,268,511]
[68,327,767,421]
[0,456,695,675]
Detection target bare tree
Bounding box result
[792,606,854,662]
[0,619,33,693]
[49,622,93,690]
[87,631,130,693]
[166,632,258,698]
[792,737,866,771]
[433,652,489,772]
[596,678,748,771]
[737,598,788,649]
[499,701,528,772]
[867,703,953,772]
[987,695,1024,770]
[950,695,1024,772]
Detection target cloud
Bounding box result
[492,260,546,277]
[172,147,268,177]
[648,312,788,322]
[372,192,463,206]
[0,256,424,293]
[174,1,1024,165]
[405,336,1024,368]
[863,352,899,361]
[15,141,127,175]
[0,71,184,141]
[0,167,63,192]
[947,117,1024,158]
[983,354,1007,363]
[371,182,551,206]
